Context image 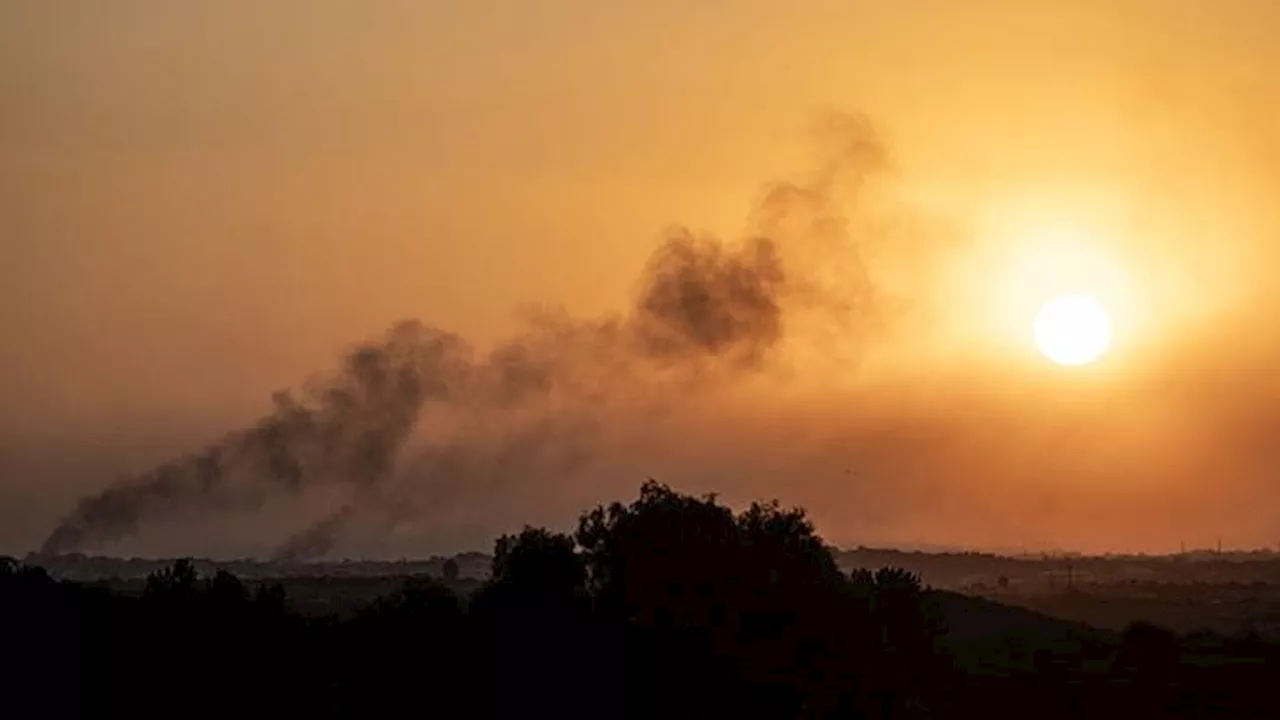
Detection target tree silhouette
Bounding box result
[144,557,199,599]
[207,568,248,603]
[492,527,584,596]
[471,527,594,719]
[577,480,739,626]
[574,481,905,717]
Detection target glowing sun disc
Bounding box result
[1034,294,1112,366]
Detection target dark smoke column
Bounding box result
[40,323,469,555]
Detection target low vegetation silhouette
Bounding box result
[6,482,1278,718]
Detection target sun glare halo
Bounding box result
[1034,294,1112,366]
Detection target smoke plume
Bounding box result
[41,117,883,558]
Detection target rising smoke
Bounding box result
[40,114,885,559]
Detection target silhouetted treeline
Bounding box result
[26,550,493,583]
[5,483,1279,718]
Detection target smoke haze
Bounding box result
[41,131,879,557]
[7,2,1280,557]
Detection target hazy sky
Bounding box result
[5,1,1280,556]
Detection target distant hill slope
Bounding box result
[991,586,1280,638]
[929,590,1117,675]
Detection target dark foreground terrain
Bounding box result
[7,483,1279,718]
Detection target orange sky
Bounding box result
[4,1,1280,557]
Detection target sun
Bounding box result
[1033,294,1112,366]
